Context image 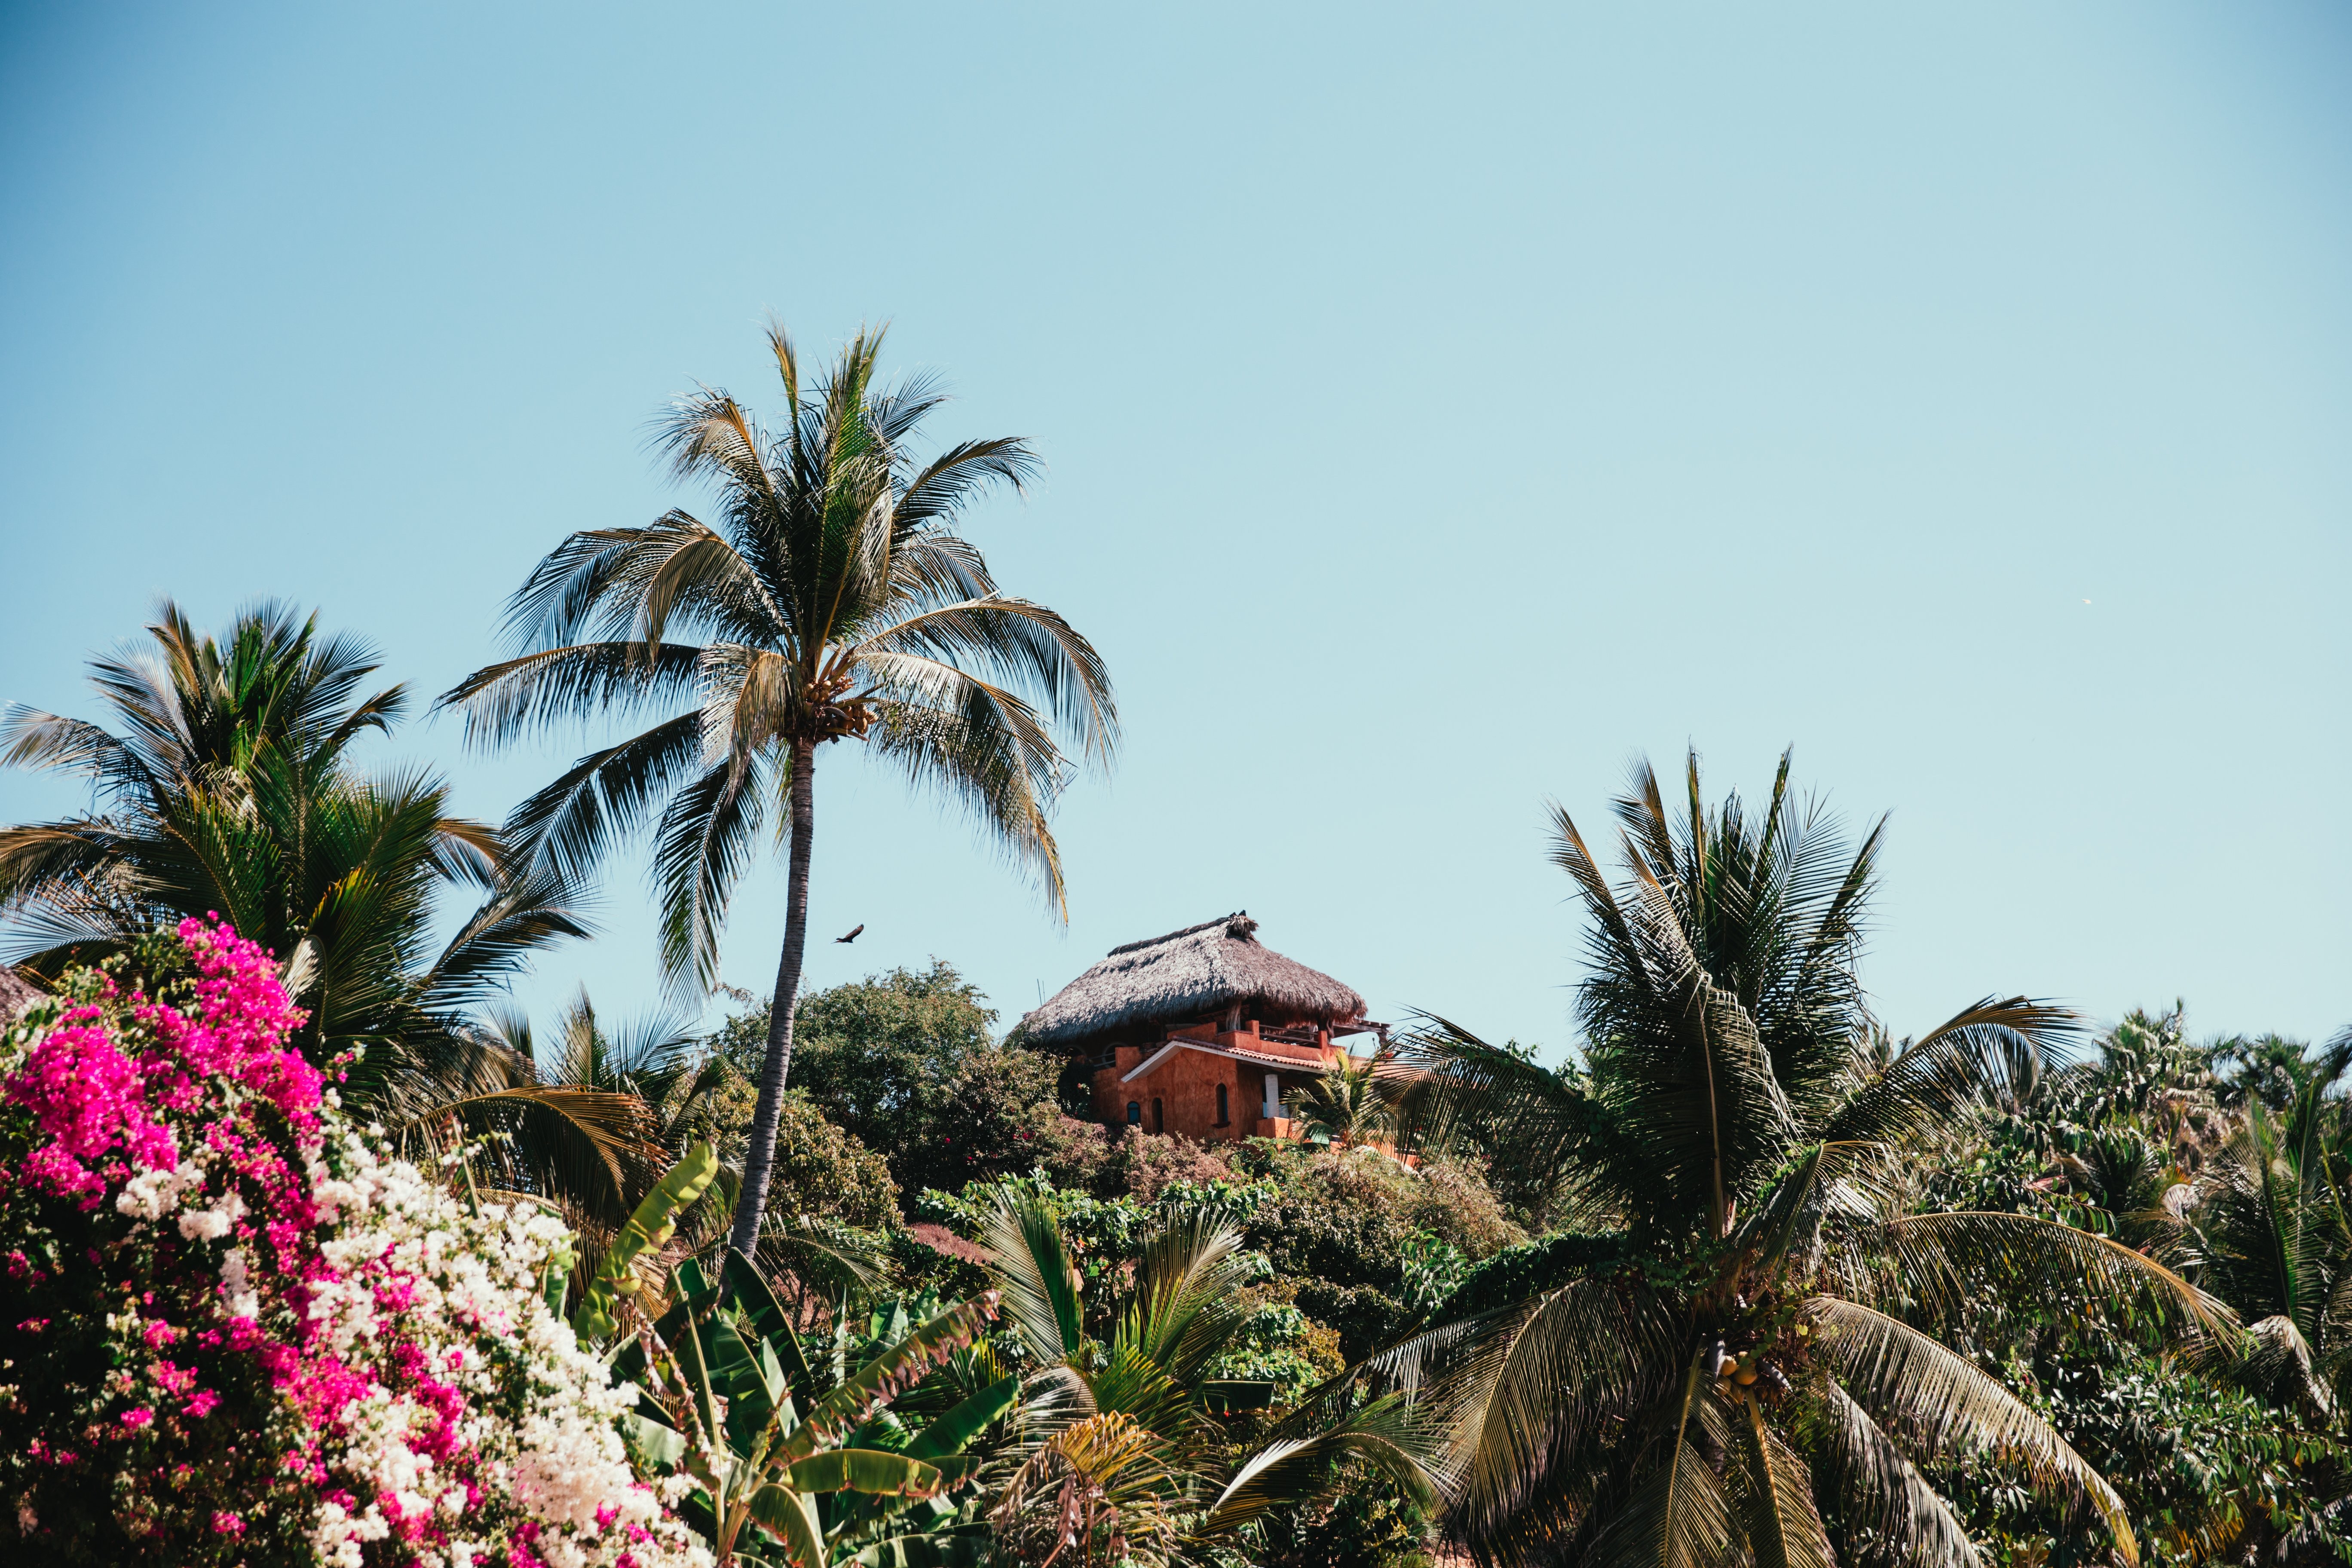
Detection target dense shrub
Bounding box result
[0,922,703,1568]
[1101,1127,1237,1198]
[1225,1142,1523,1360]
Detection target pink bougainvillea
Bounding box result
[0,920,708,1568]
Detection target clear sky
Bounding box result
[3,3,2347,1062]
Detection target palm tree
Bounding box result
[1389,750,2231,1565]
[1288,1046,1404,1150]
[2181,1084,2352,1422]
[980,1190,1438,1562]
[440,323,1117,1255]
[0,602,589,1077]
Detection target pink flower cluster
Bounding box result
[6,917,318,1206]
[0,920,708,1568]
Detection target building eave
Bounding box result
[1118,1037,1356,1084]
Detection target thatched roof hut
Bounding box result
[1019,912,1368,1052]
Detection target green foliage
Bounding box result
[698,1075,902,1231]
[975,1188,1442,1563]
[916,1169,1279,1298]
[716,965,1109,1200]
[573,1139,721,1341]
[609,1232,1005,1567]
[0,601,590,1072]
[1225,1140,1524,1361]
[1920,1335,2352,1565]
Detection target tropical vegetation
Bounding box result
[4,340,2349,1566]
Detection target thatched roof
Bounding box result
[0,964,44,1023]
[1019,912,1367,1051]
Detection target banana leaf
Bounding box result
[903,1375,1017,1460]
[746,1483,828,1565]
[724,1245,817,1397]
[574,1140,720,1341]
[782,1450,948,1498]
[780,1297,999,1466]
[622,1409,688,1471]
[853,1525,996,1567]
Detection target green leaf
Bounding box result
[783,1449,948,1498]
[903,1374,1017,1461]
[780,1297,1001,1467]
[724,1245,816,1397]
[746,1483,829,1566]
[850,1524,996,1567]
[621,1409,687,1471]
[573,1140,721,1341]
[541,1241,575,1320]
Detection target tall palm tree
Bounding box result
[440,323,1117,1255]
[0,602,589,1076]
[1390,750,2232,1565]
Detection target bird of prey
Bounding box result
[835,924,865,944]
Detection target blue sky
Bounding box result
[3,2,2347,1060]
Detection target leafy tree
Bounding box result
[716,963,1107,1204]
[0,601,589,1083]
[1393,750,2225,1564]
[1104,1128,1243,1200]
[2183,1087,2352,1422]
[702,1080,903,1237]
[441,324,1117,1256]
[2217,1029,2352,1115]
[1228,1141,1523,1362]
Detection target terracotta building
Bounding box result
[1018,912,1385,1144]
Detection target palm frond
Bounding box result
[1821,997,2078,1144]
[1791,1376,1980,1568]
[980,1188,1086,1364]
[1871,1210,2234,1338]
[1194,1393,1440,1536]
[649,750,772,995]
[1729,1392,1834,1568]
[1805,1296,2137,1562]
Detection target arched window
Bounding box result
[1215,1083,1229,1126]
[1126,1101,1142,1124]
[1152,1098,1164,1134]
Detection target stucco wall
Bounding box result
[1089,1032,1338,1142]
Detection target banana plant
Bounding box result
[560,1145,1013,1565]
[622,1253,1011,1566]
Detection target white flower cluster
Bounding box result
[292,1131,713,1568]
[116,1156,206,1221]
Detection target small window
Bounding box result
[1126,1101,1142,1124]
[1215,1084,1229,1126]
[1152,1098,1164,1134]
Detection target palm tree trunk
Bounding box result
[729,735,817,1256]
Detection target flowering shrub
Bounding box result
[0,919,711,1568]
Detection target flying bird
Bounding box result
[835,924,864,944]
